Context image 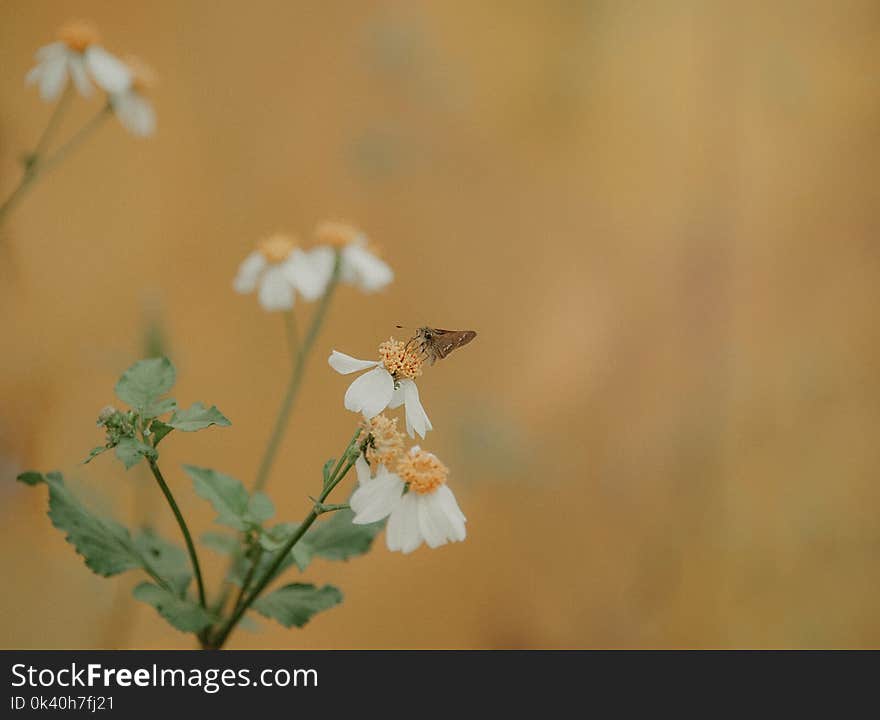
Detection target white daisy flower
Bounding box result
[233,234,332,311]
[110,56,157,137]
[351,446,466,554]
[309,221,393,294]
[328,337,432,438]
[26,21,131,102]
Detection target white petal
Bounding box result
[283,248,330,301]
[113,91,155,137]
[257,265,295,311]
[434,485,467,541]
[399,379,432,438]
[386,493,422,553]
[342,243,393,292]
[34,42,67,63]
[416,494,449,548]
[328,351,379,375]
[354,455,372,485]
[233,251,267,293]
[351,466,405,524]
[68,56,93,96]
[84,46,131,93]
[388,383,405,409]
[38,56,68,101]
[343,367,394,418]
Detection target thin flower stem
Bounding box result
[208,431,360,650]
[252,250,341,492]
[146,457,207,609]
[0,102,111,228]
[231,544,263,617]
[33,84,75,158]
[284,310,299,360]
[207,253,343,618]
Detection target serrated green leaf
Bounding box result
[40,472,144,576]
[150,420,173,446]
[239,614,262,633]
[167,403,231,432]
[82,446,110,465]
[304,508,384,561]
[258,522,311,571]
[184,465,250,530]
[114,437,153,470]
[17,471,45,486]
[201,531,239,555]
[134,528,191,595]
[114,357,176,412]
[252,583,343,628]
[132,582,213,633]
[246,492,275,524]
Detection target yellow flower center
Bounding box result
[396,449,448,495]
[360,414,405,468]
[378,337,422,380]
[258,234,297,263]
[315,221,361,248]
[57,21,100,53]
[124,55,158,93]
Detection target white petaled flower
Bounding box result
[110,56,157,137]
[310,221,393,293]
[233,233,332,311]
[328,337,432,438]
[26,21,131,102]
[351,446,466,554]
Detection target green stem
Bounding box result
[208,434,359,650]
[146,458,207,609]
[252,251,341,492]
[0,102,111,228]
[231,544,263,616]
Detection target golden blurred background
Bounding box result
[1,1,879,649]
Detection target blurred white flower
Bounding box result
[351,446,466,554]
[328,337,432,438]
[234,234,331,311]
[311,221,393,293]
[26,21,131,102]
[110,56,156,137]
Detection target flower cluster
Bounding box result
[351,415,466,553]
[234,222,392,311]
[27,20,157,137]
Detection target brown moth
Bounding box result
[403,326,477,366]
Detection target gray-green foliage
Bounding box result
[252,583,343,628]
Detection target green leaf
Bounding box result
[239,615,262,633]
[17,471,45,486]
[114,437,154,470]
[252,583,343,628]
[201,531,239,555]
[144,397,178,418]
[82,446,110,465]
[258,522,311,571]
[149,420,174,446]
[304,508,384,561]
[114,357,176,413]
[134,528,191,595]
[184,465,250,530]
[246,492,275,525]
[132,582,213,633]
[167,403,231,432]
[38,472,143,576]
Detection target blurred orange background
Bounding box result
[1,1,879,649]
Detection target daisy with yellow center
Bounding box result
[328,337,432,438]
[307,221,393,295]
[109,56,157,137]
[26,21,132,102]
[350,445,467,553]
[234,233,333,311]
